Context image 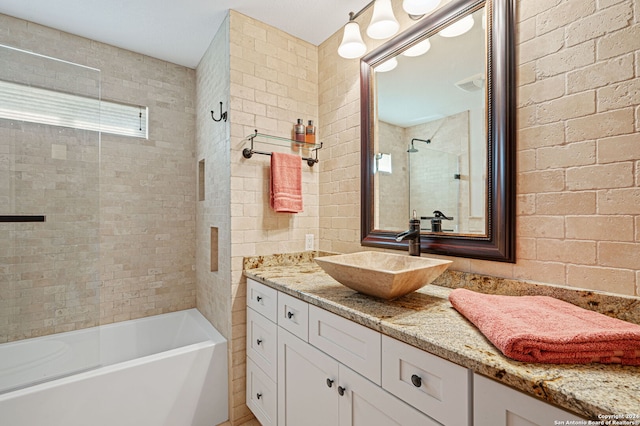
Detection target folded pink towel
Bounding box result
[270,152,303,213]
[449,288,640,365]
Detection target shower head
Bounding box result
[407,138,431,153]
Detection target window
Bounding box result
[0,80,148,138]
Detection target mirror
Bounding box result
[361,0,515,262]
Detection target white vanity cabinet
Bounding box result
[246,278,585,426]
[474,374,584,426]
[246,280,279,426]
[278,326,439,426]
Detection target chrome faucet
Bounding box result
[395,210,421,256]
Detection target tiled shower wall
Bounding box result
[318,0,640,296]
[0,14,197,341]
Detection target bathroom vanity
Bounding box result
[241,254,640,425]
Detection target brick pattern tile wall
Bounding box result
[226,10,320,425]
[318,0,640,296]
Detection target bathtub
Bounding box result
[0,308,228,426]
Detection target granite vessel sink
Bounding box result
[314,251,452,300]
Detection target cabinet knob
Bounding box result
[338,386,346,396]
[256,339,263,345]
[326,378,334,388]
[256,393,262,400]
[256,295,262,302]
[411,374,422,388]
[287,311,294,319]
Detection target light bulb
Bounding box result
[375,57,398,72]
[367,0,400,40]
[439,14,474,37]
[402,0,441,16]
[338,21,367,59]
[402,38,431,57]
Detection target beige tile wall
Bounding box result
[225,10,320,425]
[195,13,235,425]
[318,0,640,297]
[0,14,197,342]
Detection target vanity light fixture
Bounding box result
[367,0,400,39]
[338,16,368,59]
[374,57,398,72]
[337,0,444,59]
[402,0,441,19]
[438,14,474,37]
[402,38,431,56]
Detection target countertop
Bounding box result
[243,254,640,420]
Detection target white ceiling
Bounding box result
[0,0,371,68]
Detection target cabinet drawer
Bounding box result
[247,357,277,426]
[309,305,381,385]
[381,335,470,426]
[474,373,584,426]
[277,292,309,341]
[247,307,277,379]
[247,278,278,322]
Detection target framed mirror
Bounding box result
[360,0,515,262]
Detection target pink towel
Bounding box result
[270,152,303,213]
[449,288,640,365]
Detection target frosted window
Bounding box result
[0,80,148,138]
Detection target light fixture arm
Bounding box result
[348,1,375,22]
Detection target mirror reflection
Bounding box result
[373,6,487,235]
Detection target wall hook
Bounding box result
[211,102,228,122]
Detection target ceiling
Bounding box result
[377,7,486,127]
[0,0,371,68]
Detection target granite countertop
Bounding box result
[244,254,640,421]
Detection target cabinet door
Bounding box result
[339,365,442,426]
[474,374,585,426]
[247,307,277,379]
[247,358,277,426]
[278,327,339,426]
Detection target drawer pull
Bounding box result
[287,311,294,319]
[256,295,262,302]
[256,338,263,345]
[411,374,422,388]
[338,386,346,396]
[326,378,334,388]
[256,393,262,400]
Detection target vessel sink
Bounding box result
[314,251,452,300]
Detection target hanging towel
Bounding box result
[449,288,640,365]
[270,152,303,213]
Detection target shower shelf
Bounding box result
[242,129,322,167]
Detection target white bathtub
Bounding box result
[0,308,228,426]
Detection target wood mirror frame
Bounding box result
[360,0,516,262]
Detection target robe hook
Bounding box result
[211,101,228,122]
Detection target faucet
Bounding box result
[430,210,452,232]
[395,210,421,256]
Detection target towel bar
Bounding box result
[242,130,322,167]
